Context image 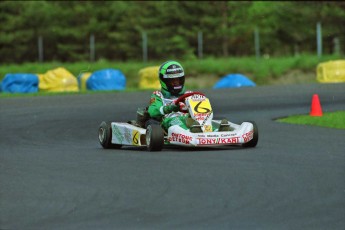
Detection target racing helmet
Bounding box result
[158,60,185,97]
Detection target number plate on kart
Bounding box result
[186,95,213,132]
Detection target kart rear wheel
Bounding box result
[146,124,164,151]
[98,121,122,149]
[242,121,258,148]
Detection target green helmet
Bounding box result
[158,60,186,97]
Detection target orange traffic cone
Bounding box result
[310,94,323,116]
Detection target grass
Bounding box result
[277,111,345,130]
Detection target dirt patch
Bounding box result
[266,70,317,85]
[186,74,219,89]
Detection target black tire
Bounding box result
[146,124,164,151]
[98,121,122,149]
[242,121,259,148]
[145,119,161,128]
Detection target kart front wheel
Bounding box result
[98,121,122,149]
[242,121,258,148]
[146,124,164,151]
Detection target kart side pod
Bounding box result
[98,121,147,149]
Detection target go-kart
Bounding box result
[98,92,258,151]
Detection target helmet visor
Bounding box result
[164,77,185,94]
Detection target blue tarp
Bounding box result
[213,74,256,89]
[1,73,39,93]
[86,69,126,91]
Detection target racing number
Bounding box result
[194,101,211,114]
[132,130,139,145]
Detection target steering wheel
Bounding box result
[174,92,206,105]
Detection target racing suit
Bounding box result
[147,90,192,131]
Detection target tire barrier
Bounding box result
[37,67,79,92]
[213,74,256,89]
[85,69,126,91]
[138,66,160,90]
[1,73,39,93]
[2,68,127,93]
[317,60,345,83]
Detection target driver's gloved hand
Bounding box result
[178,102,188,112]
[163,104,179,114]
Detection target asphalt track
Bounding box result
[1,83,344,230]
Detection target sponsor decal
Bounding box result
[221,133,237,137]
[194,113,208,121]
[112,125,124,143]
[204,125,212,132]
[163,73,184,78]
[150,97,156,104]
[132,130,140,145]
[242,130,254,142]
[200,110,213,126]
[168,133,192,144]
[197,137,240,145]
[191,94,206,101]
[206,134,219,138]
[123,130,132,144]
[167,67,183,72]
[112,125,135,144]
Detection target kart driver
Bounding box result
[146,60,230,133]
